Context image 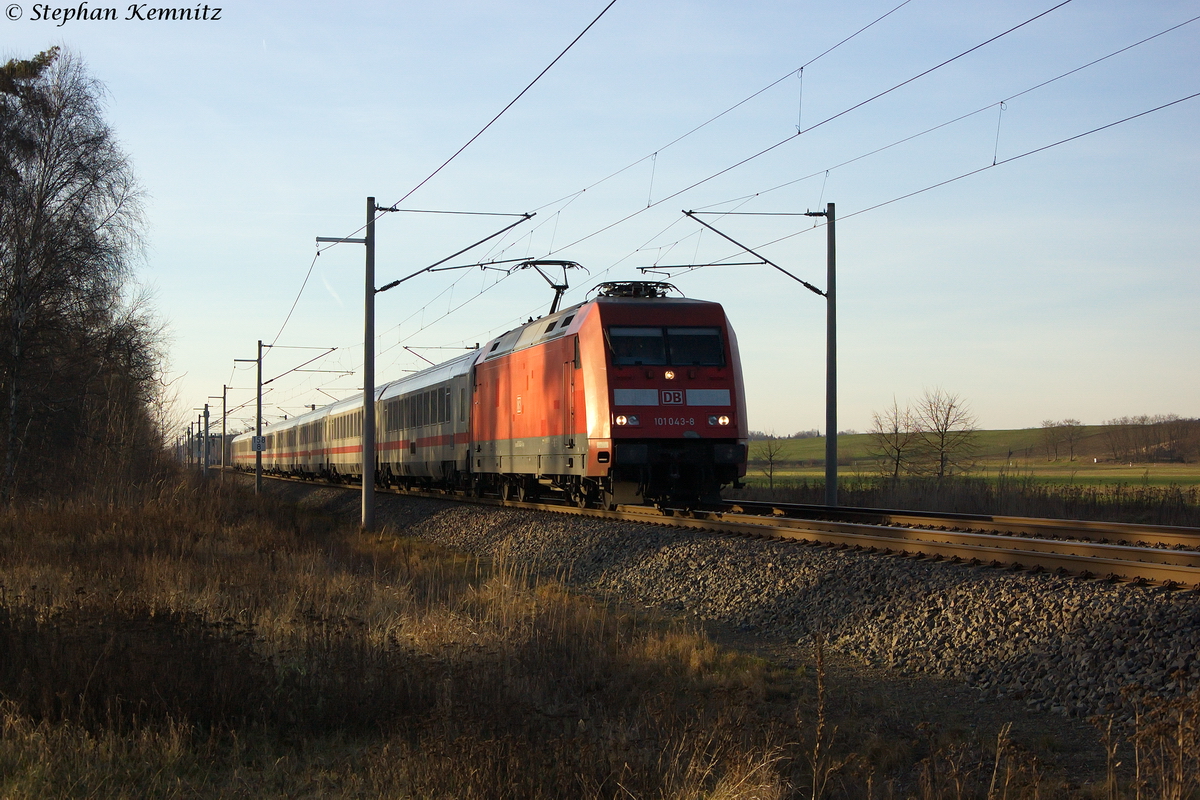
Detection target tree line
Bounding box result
[1101,415,1199,464]
[0,48,163,498]
[747,429,822,440]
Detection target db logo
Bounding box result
[661,390,683,405]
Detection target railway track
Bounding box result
[245,471,1200,590]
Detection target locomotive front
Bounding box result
[580,282,748,504]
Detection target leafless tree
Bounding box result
[753,434,786,490]
[1130,415,1155,460]
[0,48,154,496]
[867,397,918,479]
[1040,419,1062,462]
[911,388,978,479]
[1102,415,1200,464]
[1060,418,1083,461]
[1104,417,1134,463]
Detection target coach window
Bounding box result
[666,327,724,367]
[608,327,666,366]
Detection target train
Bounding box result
[231,280,748,507]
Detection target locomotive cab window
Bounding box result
[608,326,723,367]
[609,327,666,366]
[666,327,724,366]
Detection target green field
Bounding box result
[746,426,1200,488]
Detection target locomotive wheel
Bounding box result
[574,483,591,509]
[516,479,537,503]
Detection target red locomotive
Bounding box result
[232,280,748,506]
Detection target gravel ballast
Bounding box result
[279,484,1200,723]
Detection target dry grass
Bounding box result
[0,477,792,797]
[0,475,1195,798]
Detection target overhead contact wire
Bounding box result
[798,0,1074,138]
[691,12,1200,214]
[269,251,321,350]
[546,0,1077,257]
[389,0,619,210]
[274,0,618,366]
[844,90,1200,221]
[736,89,1200,258]
[530,0,916,215]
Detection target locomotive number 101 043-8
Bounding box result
[654,417,696,427]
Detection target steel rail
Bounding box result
[241,471,1200,589]
[640,508,1200,567]
[720,500,1200,549]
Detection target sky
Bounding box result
[4,0,1198,436]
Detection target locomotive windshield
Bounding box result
[608,326,724,366]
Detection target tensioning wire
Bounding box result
[542,0,1077,260]
[690,11,1200,216]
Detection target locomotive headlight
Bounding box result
[664,370,675,380]
[615,415,628,426]
[708,415,718,425]
[718,415,730,426]
[627,415,640,425]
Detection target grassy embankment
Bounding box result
[1,476,1197,797]
[746,427,1200,487]
[738,427,1200,525]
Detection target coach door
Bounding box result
[562,361,575,451]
